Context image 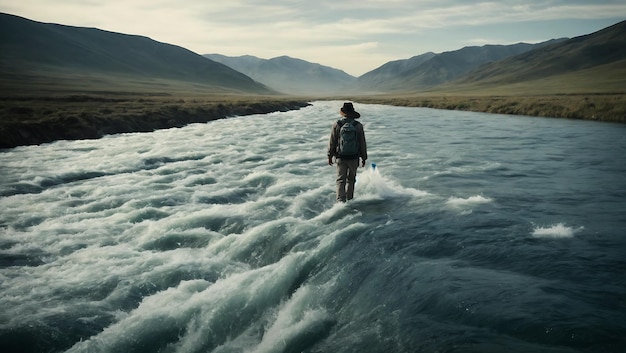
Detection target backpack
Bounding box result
[338,119,359,158]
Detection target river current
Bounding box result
[1,101,625,353]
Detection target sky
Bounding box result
[1,0,625,76]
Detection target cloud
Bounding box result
[356,2,626,30]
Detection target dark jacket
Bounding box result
[328,118,367,160]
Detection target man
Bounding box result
[327,102,368,202]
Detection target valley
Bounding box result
[1,12,624,148]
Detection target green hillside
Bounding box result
[356,42,560,92]
[434,20,626,95]
[0,13,273,95]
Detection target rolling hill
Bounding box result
[357,40,565,92]
[0,13,274,95]
[3,12,622,98]
[356,52,437,92]
[204,54,356,95]
[438,19,626,94]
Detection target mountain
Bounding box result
[205,54,356,95]
[444,20,626,94]
[0,13,273,95]
[357,52,437,92]
[357,40,565,92]
[3,12,622,98]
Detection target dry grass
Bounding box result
[347,94,626,123]
[1,94,301,123]
[0,93,310,148]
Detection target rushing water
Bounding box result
[1,101,625,353]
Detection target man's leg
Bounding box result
[336,159,349,202]
[345,159,359,200]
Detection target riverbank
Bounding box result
[350,94,626,123]
[0,95,310,149]
[3,93,624,149]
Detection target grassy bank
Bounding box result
[3,92,625,149]
[0,94,310,149]
[349,94,626,123]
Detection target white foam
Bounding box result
[252,285,331,353]
[446,195,493,207]
[66,252,309,352]
[444,195,493,215]
[356,165,428,199]
[532,223,583,238]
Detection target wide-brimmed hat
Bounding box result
[340,102,360,119]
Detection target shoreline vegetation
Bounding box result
[1,93,624,149]
[350,94,626,123]
[0,95,310,149]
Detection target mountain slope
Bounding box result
[358,41,563,92]
[357,52,436,92]
[205,54,356,95]
[446,20,626,93]
[0,13,273,95]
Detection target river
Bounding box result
[1,101,625,353]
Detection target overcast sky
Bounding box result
[1,0,624,76]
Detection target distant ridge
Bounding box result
[0,13,273,95]
[205,54,356,95]
[357,40,565,92]
[357,52,437,92]
[446,20,626,93]
[1,12,623,98]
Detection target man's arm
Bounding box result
[328,122,339,165]
[358,124,367,167]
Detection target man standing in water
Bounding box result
[328,102,368,202]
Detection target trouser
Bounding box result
[336,158,359,202]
